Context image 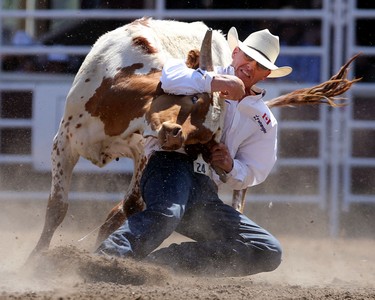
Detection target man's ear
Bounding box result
[232,46,240,59]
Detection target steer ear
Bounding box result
[199,28,213,72]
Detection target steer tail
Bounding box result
[265,53,362,109]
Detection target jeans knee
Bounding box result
[264,246,282,272]
[241,240,282,275]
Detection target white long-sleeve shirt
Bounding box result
[145,59,277,190]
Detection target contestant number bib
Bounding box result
[193,154,210,176]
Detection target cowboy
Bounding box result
[97,27,292,276]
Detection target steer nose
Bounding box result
[171,127,181,137]
[158,122,184,151]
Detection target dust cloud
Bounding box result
[0,195,374,299]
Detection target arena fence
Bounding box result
[0,0,374,236]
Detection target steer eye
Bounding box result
[191,95,198,104]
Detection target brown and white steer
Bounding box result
[31,17,231,255]
[31,16,360,256]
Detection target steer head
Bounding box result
[148,92,215,150]
[147,28,222,151]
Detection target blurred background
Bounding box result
[0,0,374,238]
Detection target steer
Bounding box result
[31,17,360,256]
[30,17,231,256]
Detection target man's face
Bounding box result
[231,47,271,89]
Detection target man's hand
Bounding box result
[211,74,245,100]
[210,143,233,173]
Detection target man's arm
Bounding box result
[211,101,278,190]
[161,59,245,100]
[211,75,245,100]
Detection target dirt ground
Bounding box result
[0,200,374,300]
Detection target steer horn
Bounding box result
[199,28,213,72]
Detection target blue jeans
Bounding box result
[97,151,282,276]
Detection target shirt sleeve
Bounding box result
[160,59,215,95]
[214,100,278,190]
[224,127,277,190]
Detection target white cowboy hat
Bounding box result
[227,27,292,78]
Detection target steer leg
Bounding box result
[232,188,248,213]
[95,189,144,248]
[95,140,146,248]
[30,133,79,257]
